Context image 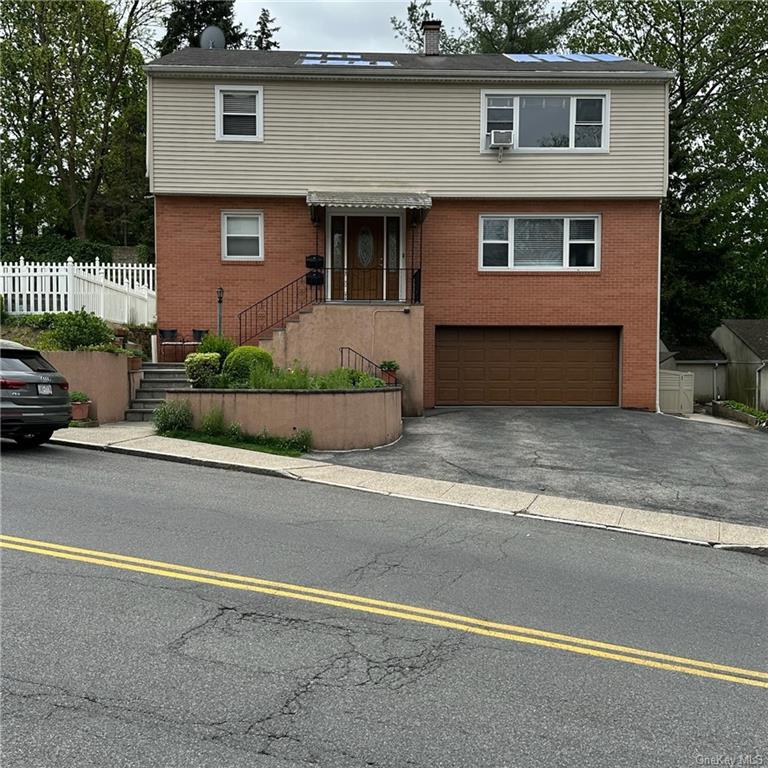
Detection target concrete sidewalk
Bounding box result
[48,423,768,550]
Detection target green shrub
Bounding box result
[724,401,768,422]
[200,407,227,436]
[211,373,233,389]
[69,391,90,403]
[197,335,235,369]
[249,364,311,390]
[153,400,193,433]
[222,345,273,383]
[380,360,400,372]
[2,235,113,264]
[5,312,59,330]
[227,422,245,441]
[185,352,220,388]
[0,296,7,324]
[43,309,114,350]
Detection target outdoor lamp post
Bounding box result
[216,287,224,336]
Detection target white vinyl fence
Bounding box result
[1,257,156,325]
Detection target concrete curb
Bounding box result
[49,431,768,551]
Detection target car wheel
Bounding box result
[13,429,54,447]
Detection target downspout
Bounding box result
[712,362,719,402]
[756,361,767,410]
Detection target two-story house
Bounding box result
[145,20,672,415]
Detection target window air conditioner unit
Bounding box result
[490,130,514,148]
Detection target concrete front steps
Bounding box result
[125,362,191,422]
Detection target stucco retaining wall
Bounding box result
[261,304,424,416]
[43,351,130,423]
[168,387,403,450]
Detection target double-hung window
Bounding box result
[480,215,600,270]
[215,85,263,141]
[221,211,263,261]
[482,92,607,150]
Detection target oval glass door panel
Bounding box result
[357,227,374,267]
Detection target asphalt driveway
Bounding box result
[316,408,768,527]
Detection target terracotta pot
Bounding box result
[128,356,143,371]
[70,401,91,420]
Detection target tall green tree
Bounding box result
[157,0,246,55]
[392,0,575,54]
[1,0,159,243]
[247,7,280,51]
[569,0,768,344]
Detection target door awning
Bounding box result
[306,190,432,210]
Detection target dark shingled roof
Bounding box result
[672,339,727,362]
[722,319,768,359]
[146,49,672,80]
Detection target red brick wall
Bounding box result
[156,195,659,410]
[155,195,316,343]
[421,199,660,410]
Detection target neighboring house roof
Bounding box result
[146,49,674,82]
[658,346,676,364]
[673,339,728,362]
[721,319,768,359]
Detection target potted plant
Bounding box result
[69,391,91,421]
[379,360,400,384]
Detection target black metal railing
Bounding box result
[238,273,324,345]
[323,267,421,304]
[237,267,423,345]
[340,347,399,387]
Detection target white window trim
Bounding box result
[221,210,264,262]
[478,213,601,272]
[479,88,610,154]
[215,84,264,142]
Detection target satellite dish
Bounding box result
[199,25,226,49]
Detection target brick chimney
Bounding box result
[422,18,442,56]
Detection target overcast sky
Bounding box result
[234,0,465,52]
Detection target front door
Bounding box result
[347,216,384,301]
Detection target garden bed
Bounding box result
[167,387,403,451]
[712,400,768,429]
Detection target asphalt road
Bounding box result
[1,442,767,767]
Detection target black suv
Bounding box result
[1,340,71,446]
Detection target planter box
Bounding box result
[712,401,763,428]
[70,401,91,421]
[167,387,403,450]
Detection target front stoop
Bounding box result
[125,362,191,422]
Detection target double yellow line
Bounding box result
[2,533,767,689]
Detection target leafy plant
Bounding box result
[379,360,400,372]
[222,345,273,384]
[5,312,61,330]
[227,421,245,442]
[153,399,193,434]
[200,407,227,436]
[197,334,235,369]
[69,390,90,403]
[42,309,114,350]
[724,401,768,423]
[184,352,220,388]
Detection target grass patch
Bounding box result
[159,429,309,457]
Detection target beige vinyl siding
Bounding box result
[150,77,667,198]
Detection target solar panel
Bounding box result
[303,52,321,58]
[564,53,598,62]
[298,53,397,67]
[504,52,627,64]
[589,53,627,61]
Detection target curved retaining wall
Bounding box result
[167,387,403,451]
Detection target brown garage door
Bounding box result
[436,326,619,406]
